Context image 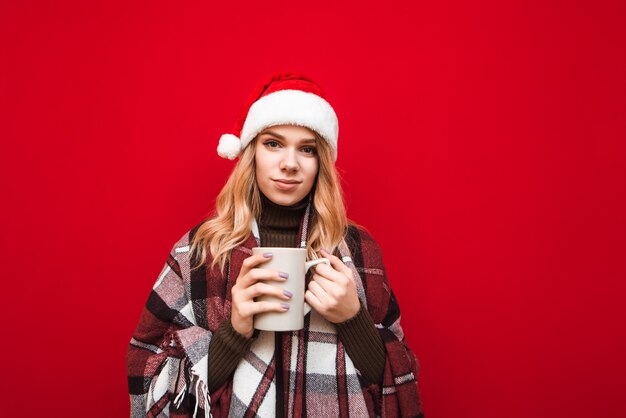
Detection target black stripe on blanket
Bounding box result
[127,376,150,395]
[146,291,194,328]
[382,289,401,328]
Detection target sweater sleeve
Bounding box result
[335,301,386,385]
[207,318,254,392]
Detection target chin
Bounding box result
[261,188,303,206]
[270,194,302,206]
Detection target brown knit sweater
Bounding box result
[207,193,386,392]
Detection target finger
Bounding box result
[239,268,288,288]
[240,252,274,276]
[315,274,349,302]
[320,249,354,278]
[245,282,293,301]
[313,262,349,284]
[307,280,330,305]
[249,301,290,316]
[305,289,324,313]
[311,273,335,293]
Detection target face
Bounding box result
[254,124,320,206]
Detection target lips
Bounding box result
[273,179,301,184]
[272,179,301,191]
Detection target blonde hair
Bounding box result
[190,130,351,273]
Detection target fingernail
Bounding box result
[280,303,290,310]
[263,252,273,258]
[279,272,289,279]
[283,290,293,298]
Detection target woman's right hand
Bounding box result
[230,252,292,338]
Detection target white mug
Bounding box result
[252,247,330,331]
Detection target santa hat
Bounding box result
[217,72,339,161]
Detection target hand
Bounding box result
[305,249,361,323]
[231,252,292,338]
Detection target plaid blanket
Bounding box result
[127,221,424,417]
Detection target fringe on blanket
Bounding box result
[191,372,211,418]
[146,354,212,417]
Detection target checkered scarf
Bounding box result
[127,208,423,417]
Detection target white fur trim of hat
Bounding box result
[238,90,338,161]
[217,72,340,162]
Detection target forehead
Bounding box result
[259,125,317,142]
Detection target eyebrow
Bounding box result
[260,130,316,143]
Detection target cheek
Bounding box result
[305,161,320,184]
[254,151,270,177]
[255,163,269,189]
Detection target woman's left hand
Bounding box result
[305,249,361,323]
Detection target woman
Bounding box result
[126,72,424,417]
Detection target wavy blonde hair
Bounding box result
[189,129,350,273]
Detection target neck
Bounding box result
[258,193,309,247]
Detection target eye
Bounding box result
[301,146,317,155]
[264,140,281,149]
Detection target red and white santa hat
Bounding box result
[217,72,339,162]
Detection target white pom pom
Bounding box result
[217,134,241,160]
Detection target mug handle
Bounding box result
[303,258,330,315]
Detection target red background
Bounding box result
[2,1,625,417]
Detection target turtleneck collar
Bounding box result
[258,192,310,247]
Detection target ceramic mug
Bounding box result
[251,247,330,331]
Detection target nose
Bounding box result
[280,148,299,172]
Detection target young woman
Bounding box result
[126,72,424,417]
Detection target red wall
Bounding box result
[2,1,625,417]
